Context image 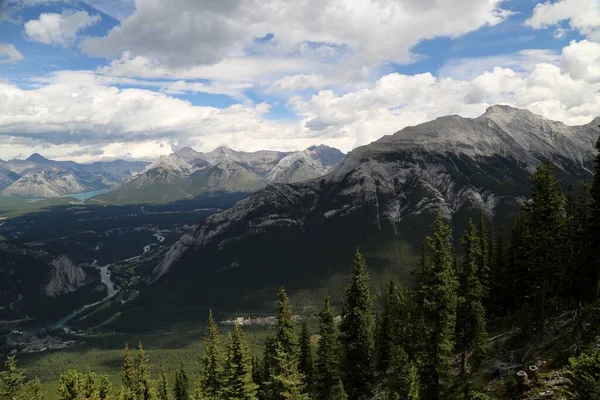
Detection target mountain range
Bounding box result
[94,145,345,204]
[0,154,149,198]
[138,106,600,321]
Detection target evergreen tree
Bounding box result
[524,161,566,337]
[223,324,258,400]
[417,213,459,399]
[340,249,375,400]
[264,288,307,400]
[589,136,600,302]
[376,281,400,374]
[136,342,153,400]
[456,219,488,376]
[57,371,82,400]
[478,212,490,300]
[157,371,170,400]
[298,322,314,395]
[315,295,340,400]
[330,380,348,400]
[31,378,45,400]
[200,310,225,400]
[0,356,27,400]
[173,361,189,400]
[122,343,136,396]
[259,337,277,400]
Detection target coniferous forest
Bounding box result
[5,142,600,399]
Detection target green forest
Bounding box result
[6,141,600,399]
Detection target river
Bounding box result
[49,232,166,330]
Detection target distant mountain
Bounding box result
[0,241,103,324]
[98,145,345,204]
[0,155,149,198]
[144,106,600,320]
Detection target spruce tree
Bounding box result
[298,322,314,395]
[200,310,225,400]
[315,295,340,400]
[122,343,136,396]
[525,161,566,337]
[376,280,400,374]
[330,380,348,400]
[0,356,27,400]
[260,337,277,400]
[456,219,488,376]
[57,370,83,400]
[31,377,45,400]
[136,342,153,400]
[478,212,490,300]
[417,213,459,399]
[223,324,258,400]
[173,361,189,400]
[157,371,170,400]
[265,288,308,400]
[589,136,600,302]
[340,249,375,400]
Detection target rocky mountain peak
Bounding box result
[26,153,49,163]
[44,255,87,297]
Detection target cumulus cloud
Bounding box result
[560,40,600,83]
[1,39,599,161]
[80,0,510,69]
[24,10,101,46]
[525,0,600,41]
[0,43,24,63]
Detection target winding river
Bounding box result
[50,233,165,330]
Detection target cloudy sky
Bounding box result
[0,0,599,162]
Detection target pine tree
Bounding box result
[200,310,225,400]
[298,322,314,395]
[315,295,340,400]
[136,342,153,400]
[122,343,136,396]
[173,361,189,400]
[223,324,258,400]
[456,219,488,376]
[260,337,277,400]
[340,249,375,400]
[31,377,45,400]
[330,380,348,400]
[57,371,83,400]
[376,281,400,374]
[157,371,170,400]
[264,288,308,400]
[525,161,566,337]
[478,212,490,300]
[589,136,600,302]
[417,213,459,399]
[0,356,27,400]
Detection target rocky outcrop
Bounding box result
[44,255,87,297]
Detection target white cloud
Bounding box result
[267,74,328,93]
[1,39,599,161]
[525,0,600,41]
[24,10,101,46]
[0,43,24,63]
[560,40,600,83]
[80,0,510,69]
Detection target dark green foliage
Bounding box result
[157,371,170,400]
[200,310,225,400]
[298,322,314,395]
[456,219,488,376]
[477,212,490,301]
[173,361,189,400]
[376,281,400,374]
[263,288,308,400]
[564,348,600,399]
[223,325,258,400]
[135,343,152,400]
[417,213,459,399]
[589,136,600,302]
[31,377,45,400]
[524,161,566,337]
[0,356,27,400]
[330,380,348,400]
[315,295,341,400]
[340,249,375,400]
[57,370,111,400]
[121,344,136,395]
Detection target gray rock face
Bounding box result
[151,106,600,282]
[44,255,87,297]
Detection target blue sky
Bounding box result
[0,0,599,161]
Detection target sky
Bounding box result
[0,0,599,162]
